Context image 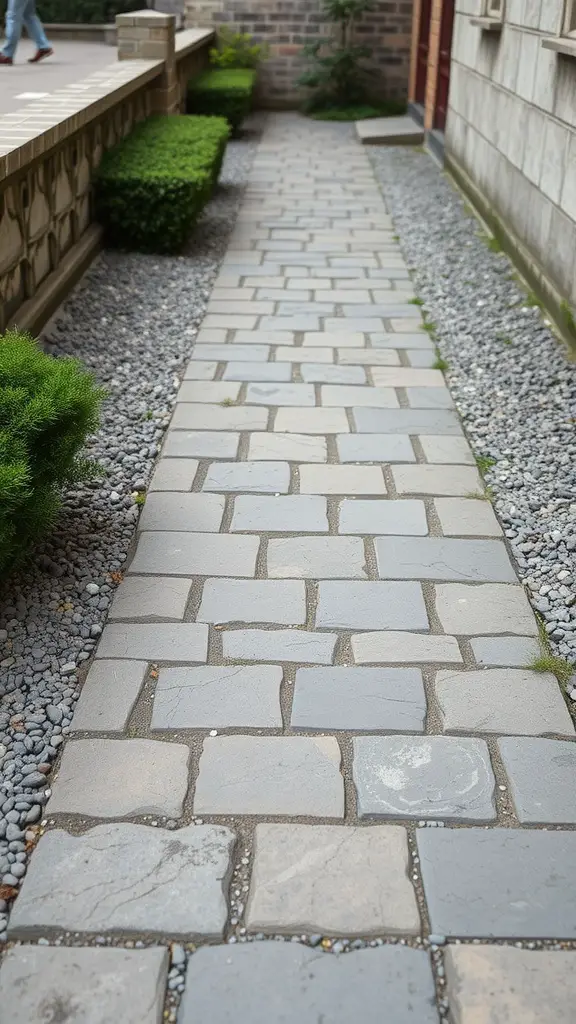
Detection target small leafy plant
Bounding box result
[0,329,103,571]
[210,26,268,69]
[187,69,256,135]
[298,0,374,112]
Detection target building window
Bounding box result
[564,0,576,35]
[485,0,504,17]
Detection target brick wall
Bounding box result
[185,0,414,108]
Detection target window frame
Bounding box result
[563,0,576,37]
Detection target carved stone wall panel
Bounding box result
[53,151,74,218]
[0,187,24,276]
[30,234,51,290]
[28,164,51,243]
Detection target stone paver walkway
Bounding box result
[3,113,576,1022]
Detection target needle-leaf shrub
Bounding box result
[0,329,103,572]
[187,69,256,134]
[95,115,229,253]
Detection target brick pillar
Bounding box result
[424,0,442,131]
[116,10,179,115]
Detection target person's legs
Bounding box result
[1,0,27,59]
[23,0,51,53]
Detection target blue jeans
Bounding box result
[2,0,50,58]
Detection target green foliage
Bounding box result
[95,115,229,253]
[421,319,437,336]
[298,0,375,110]
[432,353,449,371]
[0,329,103,572]
[210,26,268,69]
[561,299,576,336]
[187,69,256,134]
[33,0,140,23]
[529,652,574,687]
[475,454,496,475]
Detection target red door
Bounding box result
[415,0,433,105]
[434,0,455,131]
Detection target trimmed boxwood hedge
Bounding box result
[187,69,256,134]
[0,329,103,573]
[95,115,229,253]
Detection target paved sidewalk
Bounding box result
[3,113,576,1022]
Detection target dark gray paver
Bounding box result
[435,669,575,736]
[353,736,496,822]
[291,667,426,732]
[151,665,283,730]
[470,635,541,666]
[246,824,420,935]
[353,408,462,434]
[180,943,438,1023]
[338,498,428,535]
[48,739,189,818]
[203,461,290,493]
[109,576,192,621]
[71,660,147,733]
[0,946,169,1024]
[316,580,428,630]
[336,434,415,463]
[417,828,576,938]
[128,533,259,577]
[267,536,367,578]
[498,737,576,824]
[223,629,336,664]
[231,495,328,532]
[434,584,538,635]
[193,736,344,817]
[375,537,516,582]
[95,622,208,662]
[198,579,306,624]
[444,945,576,1024]
[163,431,239,458]
[223,362,292,381]
[138,492,225,531]
[9,823,235,938]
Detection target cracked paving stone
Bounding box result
[444,945,576,1023]
[352,631,462,664]
[71,660,147,733]
[291,667,426,732]
[9,823,234,939]
[151,665,283,730]
[246,823,420,935]
[193,736,344,817]
[435,668,575,736]
[48,738,190,818]
[0,946,169,1024]
[353,735,496,822]
[109,576,192,621]
[222,629,337,664]
[375,537,516,582]
[417,828,576,938]
[248,432,328,462]
[180,943,438,1024]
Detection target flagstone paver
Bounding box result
[11,114,576,1021]
[0,946,169,1024]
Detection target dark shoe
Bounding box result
[0,54,13,64]
[28,47,53,63]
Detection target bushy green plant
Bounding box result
[209,26,268,69]
[95,115,229,253]
[33,0,141,23]
[298,0,374,111]
[187,69,256,134]
[0,329,103,572]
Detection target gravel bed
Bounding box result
[0,123,260,938]
[370,146,576,685]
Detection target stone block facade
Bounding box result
[185,0,414,107]
[446,0,576,311]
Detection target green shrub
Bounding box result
[187,69,256,134]
[298,0,375,111]
[0,329,103,572]
[33,0,141,23]
[95,115,229,253]
[209,26,269,69]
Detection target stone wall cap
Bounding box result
[175,27,215,58]
[116,10,175,27]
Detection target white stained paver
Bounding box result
[21,116,573,1008]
